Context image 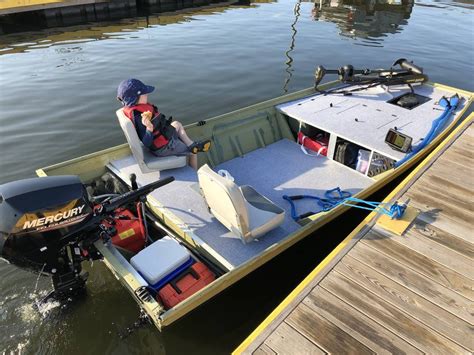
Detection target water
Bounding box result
[0,0,473,353]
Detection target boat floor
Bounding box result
[108,139,373,270]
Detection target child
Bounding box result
[117,78,211,169]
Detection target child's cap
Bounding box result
[117,78,155,106]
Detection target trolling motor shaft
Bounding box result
[314,58,427,91]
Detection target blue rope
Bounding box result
[341,197,407,219]
[283,187,351,221]
[283,188,406,221]
[395,94,459,168]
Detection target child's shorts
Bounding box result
[152,130,190,157]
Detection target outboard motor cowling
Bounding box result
[0,176,92,274]
[0,176,96,300]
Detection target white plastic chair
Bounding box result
[197,164,285,244]
[116,108,187,174]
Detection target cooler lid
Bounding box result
[130,236,191,285]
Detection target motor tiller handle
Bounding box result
[105,176,175,213]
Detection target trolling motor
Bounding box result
[0,175,174,301]
[314,58,428,94]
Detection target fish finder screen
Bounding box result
[393,135,405,148]
[385,129,412,152]
[386,131,404,148]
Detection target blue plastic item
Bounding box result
[283,187,352,221]
[395,94,460,167]
[341,197,407,219]
[283,187,407,221]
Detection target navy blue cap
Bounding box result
[117,79,155,107]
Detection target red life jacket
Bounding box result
[123,103,169,149]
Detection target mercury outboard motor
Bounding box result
[0,175,174,301]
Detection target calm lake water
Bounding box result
[0,0,473,353]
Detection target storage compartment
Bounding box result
[387,92,430,110]
[333,138,367,170]
[367,152,396,177]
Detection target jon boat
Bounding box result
[35,64,472,330]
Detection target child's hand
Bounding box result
[141,111,154,131]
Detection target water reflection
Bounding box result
[283,0,301,93]
[0,1,262,56]
[310,0,414,45]
[417,0,474,9]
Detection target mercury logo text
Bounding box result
[23,205,86,229]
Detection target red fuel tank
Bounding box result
[103,207,146,253]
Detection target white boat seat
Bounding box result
[197,164,285,244]
[116,108,187,174]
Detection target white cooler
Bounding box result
[130,236,193,289]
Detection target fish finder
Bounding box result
[385,128,412,152]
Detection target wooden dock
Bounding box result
[0,0,226,33]
[235,114,474,354]
[0,0,117,16]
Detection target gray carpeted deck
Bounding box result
[277,85,468,160]
[108,139,372,270]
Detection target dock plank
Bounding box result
[361,231,474,300]
[286,303,375,354]
[253,344,276,355]
[263,322,326,355]
[352,242,473,322]
[335,256,473,348]
[412,207,473,244]
[422,161,473,188]
[408,221,474,259]
[419,159,474,191]
[385,226,473,279]
[303,287,422,354]
[414,173,474,208]
[320,272,468,353]
[405,181,472,222]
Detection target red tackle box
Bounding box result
[157,262,215,309]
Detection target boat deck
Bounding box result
[277,84,467,160]
[235,117,474,354]
[108,139,372,270]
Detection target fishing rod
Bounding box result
[314,58,428,95]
